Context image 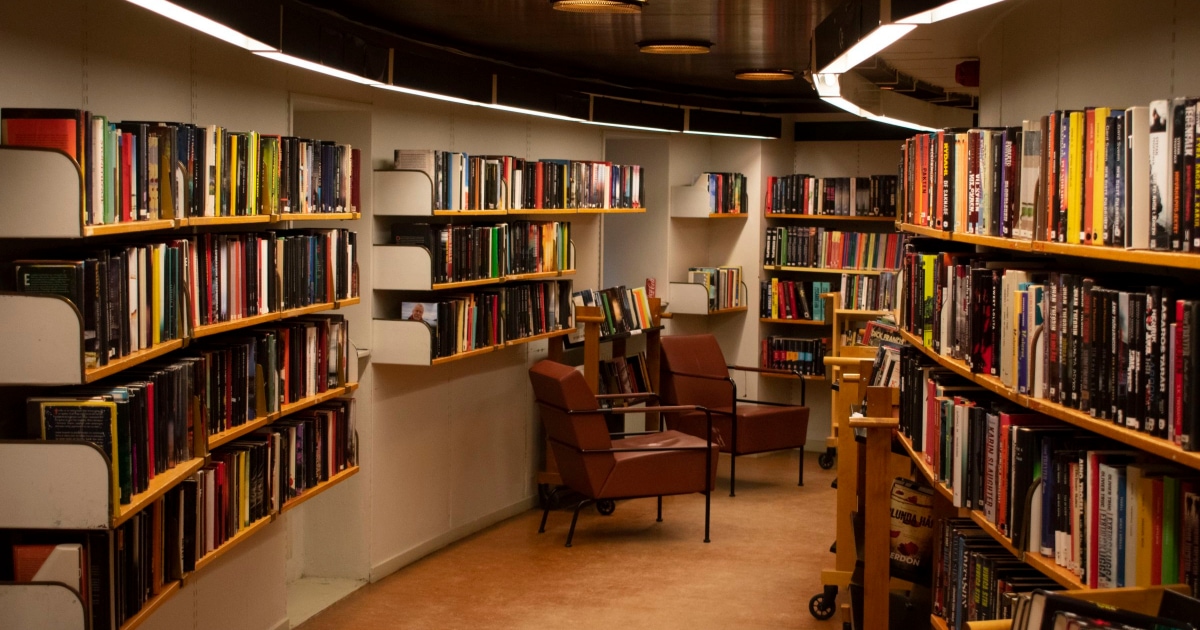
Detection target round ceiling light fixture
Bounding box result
[637,39,713,55]
[734,69,796,81]
[551,0,645,14]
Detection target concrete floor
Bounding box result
[298,450,841,630]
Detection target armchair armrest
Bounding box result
[595,392,659,401]
[667,370,733,383]
[727,364,791,375]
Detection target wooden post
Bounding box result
[644,297,665,431]
[576,305,604,392]
[848,385,899,630]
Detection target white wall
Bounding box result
[979,0,1200,127]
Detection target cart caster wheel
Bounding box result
[818,452,835,470]
[809,593,836,620]
[596,500,616,516]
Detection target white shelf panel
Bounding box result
[668,282,712,315]
[372,319,435,365]
[0,293,86,385]
[0,147,85,238]
[373,169,434,216]
[373,245,435,291]
[0,441,111,529]
[0,583,88,630]
[670,175,713,218]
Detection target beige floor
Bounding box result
[298,450,842,630]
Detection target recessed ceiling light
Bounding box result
[551,0,645,14]
[734,69,795,81]
[637,39,713,54]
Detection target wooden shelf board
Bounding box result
[706,212,748,218]
[764,265,892,276]
[898,223,1200,271]
[193,515,273,573]
[185,214,272,227]
[430,277,503,291]
[335,296,361,307]
[191,311,279,339]
[280,465,359,514]
[760,371,827,381]
[577,207,645,214]
[85,339,185,383]
[766,214,896,222]
[282,302,336,318]
[208,414,275,450]
[344,382,359,394]
[759,318,828,325]
[114,457,206,527]
[119,580,181,630]
[931,614,950,630]
[506,269,576,281]
[275,212,360,221]
[895,433,954,505]
[899,328,1200,471]
[505,208,578,215]
[505,329,571,347]
[83,219,178,237]
[834,308,893,318]
[430,345,500,365]
[279,384,356,417]
[707,306,748,315]
[431,210,508,216]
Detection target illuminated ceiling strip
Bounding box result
[817,24,915,75]
[125,0,276,51]
[683,130,777,140]
[896,0,1007,24]
[255,52,383,85]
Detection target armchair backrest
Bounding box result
[528,360,614,497]
[659,334,733,409]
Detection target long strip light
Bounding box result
[124,0,276,51]
[814,73,935,131]
[683,129,777,140]
[896,0,1007,24]
[255,52,382,85]
[817,24,915,75]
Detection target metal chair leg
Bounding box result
[564,500,589,548]
[703,491,711,543]
[657,496,663,522]
[798,448,805,486]
[538,504,551,534]
[729,453,737,497]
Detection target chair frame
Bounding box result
[535,391,715,547]
[663,364,808,497]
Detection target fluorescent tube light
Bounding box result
[125,0,276,51]
[682,130,776,140]
[373,83,481,107]
[585,120,678,133]
[256,52,382,85]
[820,96,872,118]
[818,24,915,74]
[897,0,1007,24]
[483,103,583,122]
[865,114,936,131]
[812,73,842,98]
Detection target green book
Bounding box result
[491,227,500,277]
[1162,475,1180,584]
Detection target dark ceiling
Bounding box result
[306,0,842,112]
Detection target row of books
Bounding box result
[597,351,654,398]
[899,347,1200,595]
[762,227,906,270]
[900,248,1200,450]
[571,285,657,340]
[5,398,356,630]
[700,172,747,214]
[401,280,572,359]
[0,108,359,225]
[687,266,744,311]
[1004,589,1198,630]
[393,149,644,211]
[765,175,899,217]
[759,336,827,376]
[839,271,898,311]
[759,279,823,321]
[901,97,1200,252]
[391,221,573,284]
[11,230,359,367]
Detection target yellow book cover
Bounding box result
[923,254,936,347]
[1067,111,1085,244]
[955,133,969,231]
[247,132,259,215]
[151,245,162,346]
[39,400,120,515]
[771,277,779,318]
[1135,473,1154,586]
[1013,291,1023,380]
[1093,107,1111,243]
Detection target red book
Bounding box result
[120,132,133,222]
[350,148,361,212]
[0,108,82,161]
[765,176,775,214]
[1084,108,1096,245]
[1174,308,1185,445]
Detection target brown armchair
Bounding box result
[528,359,719,547]
[659,334,810,496]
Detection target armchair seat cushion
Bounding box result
[596,431,718,499]
[667,404,808,455]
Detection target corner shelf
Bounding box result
[280,465,360,514]
[373,318,571,366]
[766,213,897,222]
[374,169,641,216]
[373,244,574,291]
[670,173,744,218]
[899,328,1200,472]
[667,281,747,315]
[275,212,361,221]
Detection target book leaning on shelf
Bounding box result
[597,351,655,399]
[569,285,656,342]
[0,107,359,225]
[898,348,1200,598]
[701,172,747,214]
[763,227,906,270]
[391,220,573,283]
[760,335,827,376]
[687,266,743,311]
[901,96,1200,252]
[900,246,1200,450]
[395,149,644,211]
[765,174,898,217]
[760,279,832,321]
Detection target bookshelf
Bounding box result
[667,280,749,316]
[670,173,748,218]
[372,244,576,292]
[373,169,645,216]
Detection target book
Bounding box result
[12,543,88,604]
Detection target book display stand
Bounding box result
[669,173,749,219]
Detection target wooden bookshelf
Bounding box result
[114,457,207,528]
[767,214,896,223]
[506,269,576,282]
[185,214,273,227]
[83,218,178,237]
[193,515,273,573]
[759,371,827,381]
[431,209,509,216]
[280,465,360,514]
[504,328,571,347]
[120,581,182,630]
[84,339,185,383]
[707,305,748,315]
[759,318,828,325]
[505,208,577,215]
[931,614,950,630]
[208,383,359,449]
[336,296,361,307]
[706,212,747,219]
[763,265,892,276]
[275,212,361,221]
[191,311,281,339]
[899,329,1200,471]
[430,344,502,365]
[577,207,645,214]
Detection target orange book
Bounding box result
[0,108,82,161]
